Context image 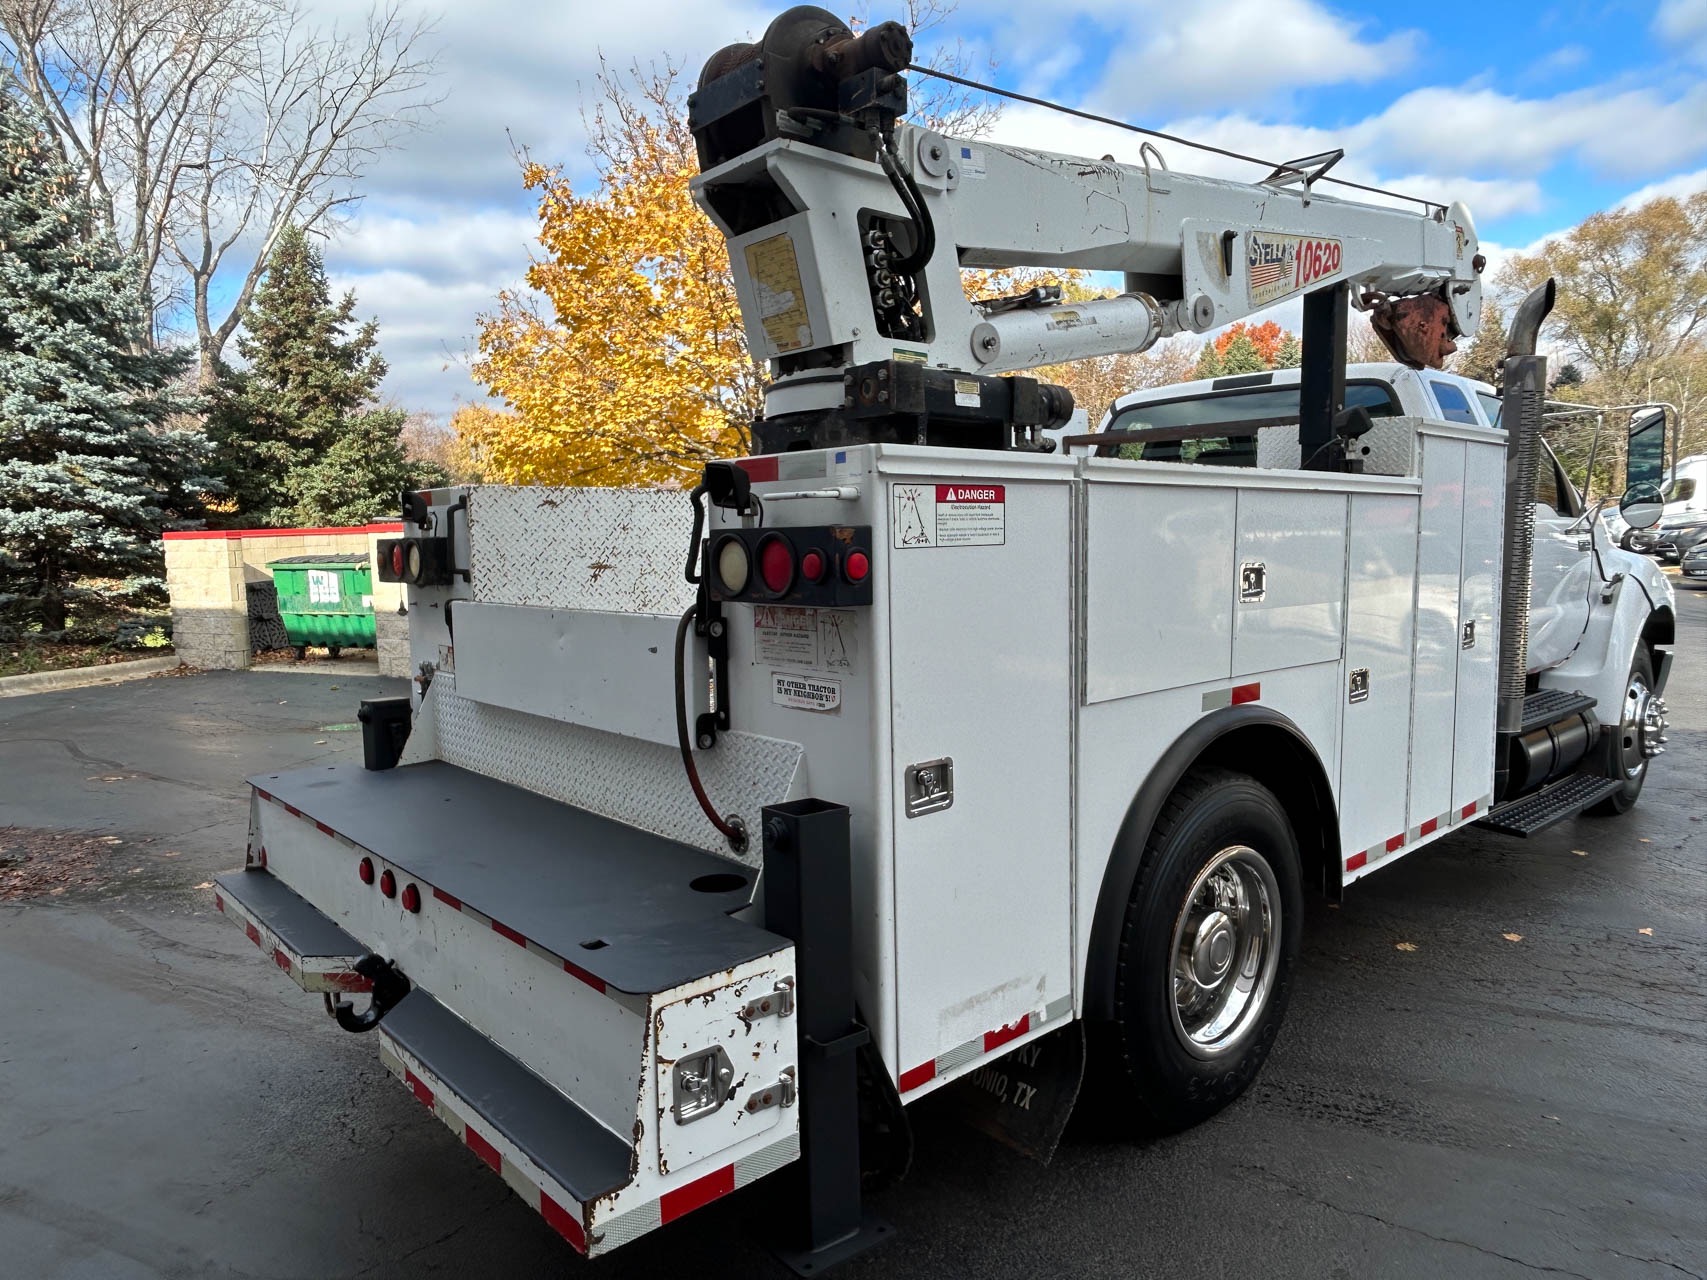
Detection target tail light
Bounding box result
[377,536,453,587]
[379,869,397,899]
[401,883,421,913]
[358,857,375,885]
[757,535,795,595]
[704,526,874,607]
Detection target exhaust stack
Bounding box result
[1496,279,1556,739]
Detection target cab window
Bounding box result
[1430,380,1479,425]
[1672,477,1697,503]
[1105,380,1400,465]
[1476,392,1502,426]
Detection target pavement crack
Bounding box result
[1250,1170,1595,1279]
[1604,1249,1704,1279]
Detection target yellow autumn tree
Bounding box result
[467,62,760,487]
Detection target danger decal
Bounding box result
[892,483,1006,548]
[1247,233,1343,307]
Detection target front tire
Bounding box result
[1587,646,1664,816]
[1111,767,1302,1134]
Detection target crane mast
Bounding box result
[689,6,1486,462]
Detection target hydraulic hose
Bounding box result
[675,603,748,852]
[874,128,935,275]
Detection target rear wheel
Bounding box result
[327,645,342,660]
[1111,767,1301,1134]
[1587,646,1665,816]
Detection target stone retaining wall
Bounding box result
[163,524,406,674]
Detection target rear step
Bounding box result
[1481,772,1623,837]
[214,868,369,993]
[1518,688,1598,734]
[377,990,638,1254]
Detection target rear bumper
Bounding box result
[218,760,803,1256]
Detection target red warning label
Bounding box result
[893,483,1006,548]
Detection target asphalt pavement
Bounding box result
[1,594,1702,1280]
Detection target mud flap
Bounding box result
[940,1021,1085,1164]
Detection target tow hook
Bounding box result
[329,955,411,1033]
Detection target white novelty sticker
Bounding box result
[772,671,842,712]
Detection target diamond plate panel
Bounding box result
[467,487,696,614]
[1256,416,1419,476]
[417,675,800,867]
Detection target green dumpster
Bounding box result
[267,553,376,659]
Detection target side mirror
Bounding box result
[1620,480,1664,531]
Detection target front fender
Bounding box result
[1537,547,1674,719]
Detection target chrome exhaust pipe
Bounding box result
[1496,280,1555,744]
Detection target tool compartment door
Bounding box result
[884,472,1074,1085]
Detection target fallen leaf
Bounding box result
[1571,849,1588,857]
[314,739,327,745]
[1395,941,1418,952]
[1638,927,1654,936]
[329,685,339,691]
[1503,932,1523,942]
[193,881,212,890]
[1639,837,1651,844]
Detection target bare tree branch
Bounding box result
[1,0,441,378]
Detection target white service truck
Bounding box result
[213,7,1678,1269]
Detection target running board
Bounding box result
[1518,688,1598,735]
[1481,772,1623,837]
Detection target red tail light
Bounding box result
[844,549,870,583]
[358,857,375,885]
[379,869,397,899]
[800,549,826,582]
[758,535,795,594]
[389,543,405,578]
[401,883,421,913]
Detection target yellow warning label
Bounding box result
[744,233,813,353]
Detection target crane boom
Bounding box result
[690,6,1486,458]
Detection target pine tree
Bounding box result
[1455,299,1508,387]
[208,225,436,526]
[1194,341,1225,379]
[0,95,207,636]
[1274,332,1303,369]
[1220,333,1267,374]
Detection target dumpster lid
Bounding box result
[266,553,370,567]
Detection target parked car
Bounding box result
[1600,505,1631,545]
[1682,541,1707,582]
[1653,516,1707,564]
[1625,526,1660,554]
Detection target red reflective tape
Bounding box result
[898,1061,936,1092]
[539,1191,587,1253]
[563,959,607,993]
[254,789,273,803]
[283,803,302,819]
[983,1014,1031,1053]
[272,947,292,973]
[1230,682,1261,705]
[1345,851,1368,872]
[326,970,372,992]
[465,1125,501,1173]
[1461,801,1478,818]
[431,886,462,910]
[214,893,225,913]
[244,922,262,947]
[659,1163,735,1225]
[314,820,335,837]
[492,919,527,948]
[256,846,267,868]
[404,1069,434,1108]
[1419,817,1438,837]
[735,456,779,483]
[1385,834,1405,853]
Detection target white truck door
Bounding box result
[1526,440,1594,671]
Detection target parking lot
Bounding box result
[2,587,1702,1280]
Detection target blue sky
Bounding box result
[292,0,1707,420]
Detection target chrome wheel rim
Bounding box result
[1169,845,1281,1060]
[1616,673,1668,781]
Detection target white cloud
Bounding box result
[1086,0,1419,115]
[1655,0,1707,64]
[1614,167,1707,209]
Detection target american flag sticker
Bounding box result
[1247,232,1341,306]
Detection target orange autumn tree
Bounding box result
[465,62,760,487]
